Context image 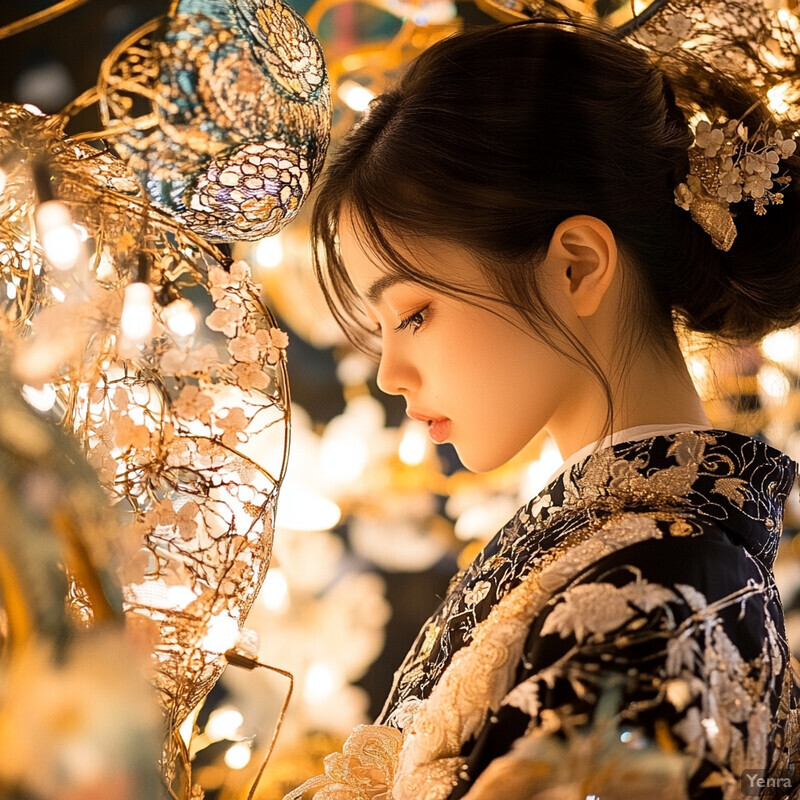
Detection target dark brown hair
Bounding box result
[311,20,800,435]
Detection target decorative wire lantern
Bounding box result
[0,97,292,791]
[86,0,331,242]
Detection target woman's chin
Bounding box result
[454,438,535,475]
[455,447,508,475]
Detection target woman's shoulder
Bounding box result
[564,508,776,589]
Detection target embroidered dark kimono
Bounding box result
[287,429,800,800]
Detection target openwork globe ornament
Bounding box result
[97,0,332,242]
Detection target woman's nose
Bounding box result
[376,339,419,396]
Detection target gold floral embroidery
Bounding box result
[419,623,441,658]
[393,511,671,797]
[541,580,677,641]
[284,725,403,800]
[463,581,491,608]
[393,756,465,800]
[670,520,694,537]
[458,712,692,800]
[383,431,794,726]
[713,476,750,508]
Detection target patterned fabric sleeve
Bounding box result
[448,528,800,800]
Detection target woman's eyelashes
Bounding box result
[394,305,431,335]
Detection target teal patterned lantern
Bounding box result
[98,0,332,242]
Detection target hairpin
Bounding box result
[674,115,797,251]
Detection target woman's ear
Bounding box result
[546,215,618,317]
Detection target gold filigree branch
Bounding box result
[59,87,100,119]
[0,0,93,42]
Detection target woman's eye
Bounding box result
[394,306,429,334]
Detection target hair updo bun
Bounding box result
[311,20,800,352]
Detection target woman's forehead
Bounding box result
[337,215,391,281]
[338,212,486,294]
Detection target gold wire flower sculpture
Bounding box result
[88,0,332,242]
[626,0,800,125]
[0,102,291,789]
[0,0,334,789]
[288,724,404,800]
[469,0,800,128]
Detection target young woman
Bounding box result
[286,19,800,800]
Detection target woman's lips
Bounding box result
[427,417,451,444]
[409,411,451,444]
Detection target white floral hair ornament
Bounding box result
[674,113,797,251]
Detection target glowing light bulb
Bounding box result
[51,285,65,302]
[201,612,239,653]
[761,329,800,368]
[338,80,375,112]
[35,200,81,271]
[6,282,16,299]
[121,282,154,342]
[260,568,289,612]
[224,742,252,770]
[398,422,428,466]
[255,235,284,269]
[303,660,339,704]
[206,707,244,741]
[163,298,198,337]
[22,383,56,412]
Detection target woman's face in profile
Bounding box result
[337,217,588,472]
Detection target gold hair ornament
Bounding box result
[674,115,798,251]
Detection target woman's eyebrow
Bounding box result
[366,274,409,305]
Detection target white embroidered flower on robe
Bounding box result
[541,580,677,641]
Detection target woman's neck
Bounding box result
[545,335,711,460]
